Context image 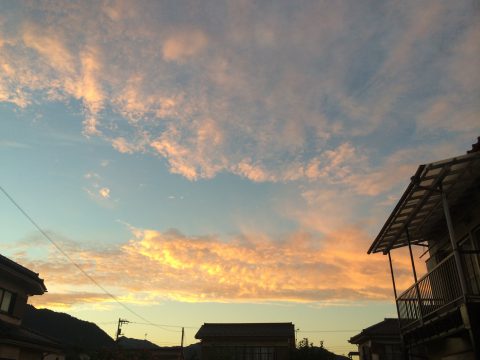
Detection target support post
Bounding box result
[388,252,407,360]
[406,229,424,324]
[440,186,468,297]
[388,251,401,318]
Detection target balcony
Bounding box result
[396,250,480,332]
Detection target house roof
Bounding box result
[0,254,47,294]
[349,318,400,344]
[195,323,295,339]
[0,320,62,353]
[368,149,480,254]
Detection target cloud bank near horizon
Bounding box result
[9,226,421,309]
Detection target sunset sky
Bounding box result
[1,0,479,353]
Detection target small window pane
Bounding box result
[1,291,12,312]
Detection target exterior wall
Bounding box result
[18,349,42,360]
[44,354,65,360]
[426,197,480,269]
[405,198,480,359]
[356,340,402,360]
[0,275,29,326]
[201,339,293,360]
[409,335,475,360]
[0,344,20,360]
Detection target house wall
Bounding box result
[409,196,480,359]
[0,274,29,326]
[18,349,42,360]
[201,339,293,360]
[355,340,402,360]
[0,344,20,360]
[426,196,480,269]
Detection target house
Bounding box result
[195,322,295,360]
[349,318,402,360]
[0,253,64,360]
[367,140,480,359]
[99,346,184,360]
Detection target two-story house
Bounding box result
[195,323,295,360]
[0,253,63,360]
[367,142,480,359]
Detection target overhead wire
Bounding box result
[0,184,157,326]
[298,329,359,333]
[1,184,365,340]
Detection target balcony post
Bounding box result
[406,228,424,324]
[388,251,401,313]
[388,251,407,359]
[440,185,468,298]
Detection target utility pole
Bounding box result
[181,327,185,348]
[115,318,130,341]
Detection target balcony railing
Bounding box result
[396,250,480,330]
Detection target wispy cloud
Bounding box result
[0,1,477,185]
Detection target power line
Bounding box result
[1,184,366,337]
[129,321,183,333]
[298,329,360,333]
[0,184,156,326]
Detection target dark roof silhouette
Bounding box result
[195,322,295,339]
[0,253,46,294]
[368,149,480,254]
[0,319,61,352]
[349,318,400,344]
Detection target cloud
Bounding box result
[83,172,113,203]
[162,30,208,62]
[99,187,110,199]
[10,225,416,310]
[0,1,478,186]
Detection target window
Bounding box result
[0,288,15,314]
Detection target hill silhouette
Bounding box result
[22,304,115,349]
[116,336,160,349]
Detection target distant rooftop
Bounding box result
[195,322,295,339]
[349,318,400,344]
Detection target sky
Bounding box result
[0,0,479,354]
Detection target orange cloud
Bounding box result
[11,225,413,310]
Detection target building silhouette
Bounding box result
[368,140,480,359]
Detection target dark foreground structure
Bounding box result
[349,318,402,360]
[0,254,64,359]
[195,322,295,360]
[368,140,480,359]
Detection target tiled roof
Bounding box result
[0,253,46,293]
[195,323,295,339]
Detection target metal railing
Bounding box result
[396,250,480,329]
